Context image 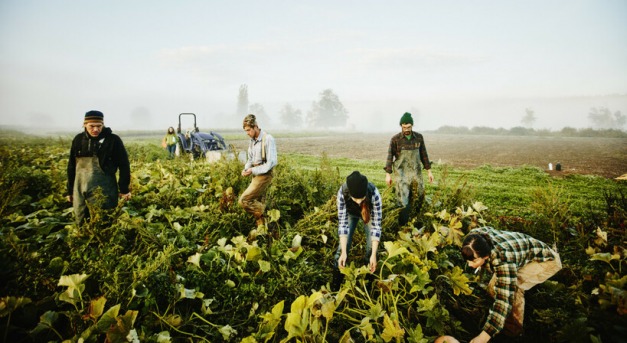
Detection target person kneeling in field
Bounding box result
[462,227,562,342]
[332,171,383,291]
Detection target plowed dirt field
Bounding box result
[233,133,627,179]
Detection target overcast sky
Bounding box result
[1,0,626,132]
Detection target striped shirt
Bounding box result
[471,227,557,336]
[336,184,383,240]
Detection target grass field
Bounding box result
[1,131,625,343]
[225,132,626,221]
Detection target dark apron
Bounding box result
[393,149,424,207]
[73,156,118,224]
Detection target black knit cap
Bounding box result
[346,171,368,199]
[84,110,104,123]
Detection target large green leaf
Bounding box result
[58,273,89,305]
[96,304,121,332]
[384,241,409,258]
[381,313,405,342]
[448,266,473,296]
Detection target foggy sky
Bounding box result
[0,0,626,133]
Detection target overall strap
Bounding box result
[261,132,267,163]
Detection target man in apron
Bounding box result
[66,110,131,225]
[384,112,434,226]
[239,114,277,228]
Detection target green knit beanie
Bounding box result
[399,112,413,125]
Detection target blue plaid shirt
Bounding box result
[336,185,383,240]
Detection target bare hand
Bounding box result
[369,255,377,273]
[385,173,392,186]
[66,195,72,203]
[120,192,132,201]
[241,169,252,176]
[427,170,434,184]
[469,331,491,343]
[337,252,347,268]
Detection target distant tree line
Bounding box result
[432,125,627,138]
[236,85,348,129]
[235,85,626,134]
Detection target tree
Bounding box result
[279,103,303,128]
[521,108,536,128]
[306,89,348,128]
[236,84,249,116]
[588,107,626,129]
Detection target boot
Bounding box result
[399,206,410,226]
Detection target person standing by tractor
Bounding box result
[239,114,277,227]
[384,112,434,226]
[163,126,178,158]
[66,110,131,224]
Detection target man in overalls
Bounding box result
[239,114,277,228]
[384,112,434,226]
[66,110,131,225]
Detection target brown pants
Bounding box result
[239,173,273,220]
[488,249,562,335]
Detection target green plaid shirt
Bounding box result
[470,227,557,337]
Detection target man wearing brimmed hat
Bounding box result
[331,171,383,290]
[384,112,434,226]
[67,110,131,224]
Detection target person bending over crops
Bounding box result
[384,112,434,226]
[332,171,383,290]
[163,126,178,158]
[462,227,562,342]
[66,110,131,224]
[239,114,277,227]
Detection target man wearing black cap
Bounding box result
[384,112,434,226]
[67,110,131,224]
[332,171,383,290]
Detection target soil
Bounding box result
[231,133,627,179]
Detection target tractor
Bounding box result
[176,113,228,160]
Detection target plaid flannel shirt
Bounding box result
[471,227,557,336]
[336,185,383,240]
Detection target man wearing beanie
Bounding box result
[67,110,131,224]
[384,112,434,226]
[332,171,383,290]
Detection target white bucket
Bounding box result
[206,151,222,163]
